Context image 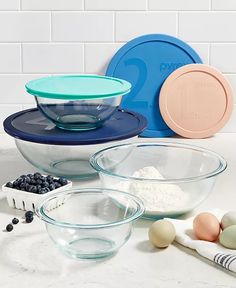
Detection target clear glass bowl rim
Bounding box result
[90,142,227,183]
[36,188,145,229]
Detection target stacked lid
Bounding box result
[106,34,233,138]
[4,108,147,146]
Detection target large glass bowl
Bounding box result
[36,188,144,259]
[90,142,227,219]
[25,75,131,131]
[14,137,137,180]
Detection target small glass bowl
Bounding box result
[36,188,144,260]
[25,75,131,131]
[90,142,227,219]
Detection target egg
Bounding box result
[148,219,176,248]
[221,211,236,230]
[219,225,236,249]
[193,212,220,242]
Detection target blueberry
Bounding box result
[25,183,31,191]
[20,182,26,189]
[40,176,46,182]
[34,172,41,180]
[25,211,34,218]
[49,184,55,191]
[25,216,34,223]
[54,182,62,189]
[58,177,68,186]
[12,218,19,225]
[30,179,37,185]
[5,182,13,188]
[36,179,43,185]
[16,177,24,185]
[39,188,47,194]
[38,188,45,194]
[27,173,33,177]
[42,182,49,188]
[13,180,19,188]
[21,188,26,191]
[20,175,27,179]
[24,176,31,184]
[46,175,54,183]
[6,224,13,232]
[31,186,37,193]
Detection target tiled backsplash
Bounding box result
[0,0,235,133]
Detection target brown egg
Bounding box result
[193,212,220,242]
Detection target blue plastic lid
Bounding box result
[106,34,202,137]
[25,75,131,100]
[3,108,147,145]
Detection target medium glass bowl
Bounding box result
[36,188,144,259]
[90,142,227,219]
[25,75,131,131]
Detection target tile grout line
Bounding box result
[113,11,116,42]
[20,43,23,73]
[49,11,52,42]
[208,43,211,65]
[83,43,85,73]
[176,11,179,37]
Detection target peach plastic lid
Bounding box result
[159,64,233,138]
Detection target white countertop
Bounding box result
[0,133,236,288]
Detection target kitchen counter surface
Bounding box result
[0,133,235,288]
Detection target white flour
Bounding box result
[115,166,189,212]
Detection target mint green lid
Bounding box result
[25,75,131,100]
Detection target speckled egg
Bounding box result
[148,219,176,248]
[193,212,220,242]
[221,211,236,230]
[219,225,236,249]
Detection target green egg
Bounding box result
[221,211,236,230]
[219,225,236,249]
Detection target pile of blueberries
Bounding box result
[5,172,68,194]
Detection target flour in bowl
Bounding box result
[115,166,189,212]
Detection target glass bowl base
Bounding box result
[59,237,117,260]
[50,159,98,179]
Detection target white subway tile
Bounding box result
[0,12,50,42]
[0,44,21,73]
[179,12,236,42]
[0,104,22,133]
[52,12,114,42]
[224,74,236,98]
[23,44,84,73]
[221,105,236,133]
[116,12,176,41]
[0,75,49,104]
[210,44,236,73]
[85,43,123,74]
[188,43,209,64]
[22,0,83,11]
[85,0,146,11]
[0,0,19,10]
[212,0,236,10]
[149,0,209,11]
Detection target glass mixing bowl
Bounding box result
[36,188,144,259]
[90,142,227,219]
[25,75,131,131]
[15,137,137,180]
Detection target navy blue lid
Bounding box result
[3,108,147,145]
[106,34,202,138]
